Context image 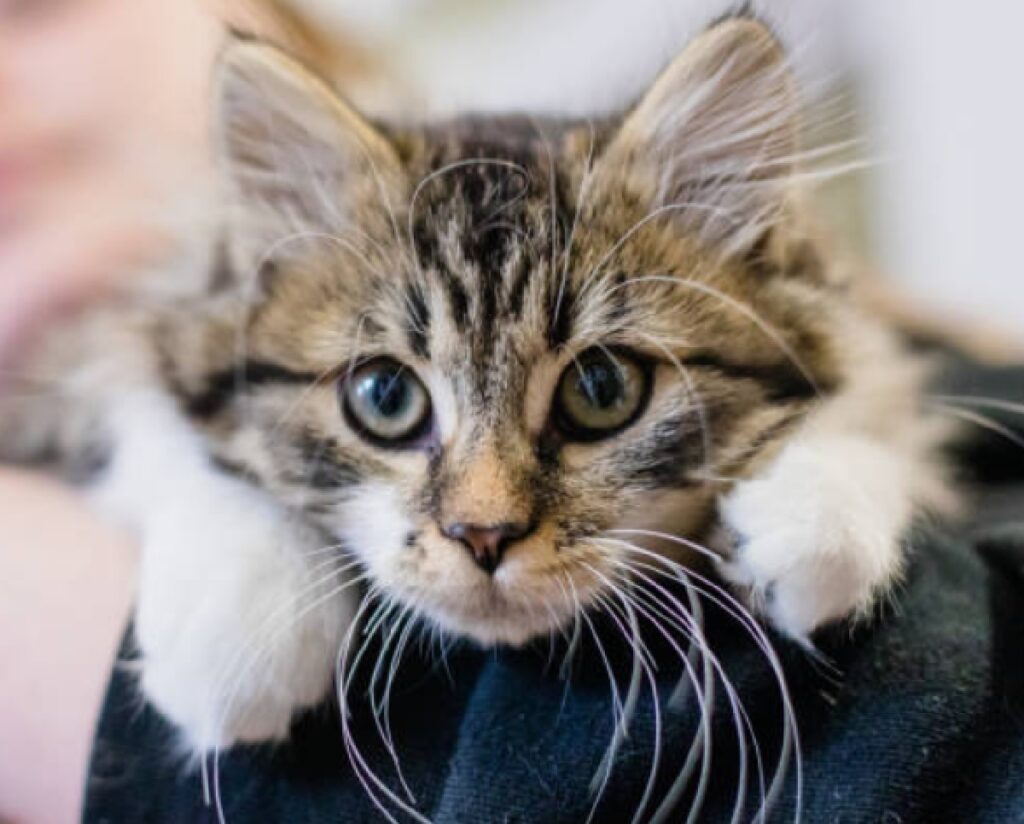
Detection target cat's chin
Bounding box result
[441,615,558,649]
[412,588,576,648]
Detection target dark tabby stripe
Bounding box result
[713,411,807,480]
[406,283,431,358]
[184,361,319,419]
[546,281,575,348]
[297,433,362,490]
[681,353,829,401]
[210,454,263,486]
[506,253,534,319]
[613,413,707,489]
[439,269,470,330]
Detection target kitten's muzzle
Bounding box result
[442,521,534,575]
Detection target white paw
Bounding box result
[716,438,910,641]
[132,479,358,752]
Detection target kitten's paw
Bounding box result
[716,439,908,642]
[133,482,358,751]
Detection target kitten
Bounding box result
[0,18,952,751]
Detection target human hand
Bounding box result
[0,0,222,375]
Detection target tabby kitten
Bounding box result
[0,18,950,750]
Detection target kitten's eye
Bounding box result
[555,348,651,441]
[341,358,432,445]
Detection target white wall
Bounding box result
[303,0,842,114]
[839,1,1024,336]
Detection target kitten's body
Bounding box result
[1,20,952,754]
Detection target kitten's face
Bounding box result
[167,22,839,645]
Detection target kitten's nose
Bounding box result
[443,521,533,574]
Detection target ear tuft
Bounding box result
[213,39,398,273]
[605,18,800,256]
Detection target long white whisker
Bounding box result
[369,604,418,804]
[572,586,632,824]
[929,394,1024,418]
[591,558,729,824]
[599,534,802,822]
[336,590,432,824]
[589,579,664,824]
[927,402,1024,452]
[605,555,761,824]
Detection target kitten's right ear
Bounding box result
[597,18,800,259]
[213,38,400,276]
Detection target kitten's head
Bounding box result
[169,19,841,645]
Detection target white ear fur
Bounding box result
[606,19,800,256]
[213,39,398,272]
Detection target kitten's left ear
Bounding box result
[601,18,799,256]
[213,38,401,274]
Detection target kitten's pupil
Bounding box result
[360,369,408,418]
[555,349,650,439]
[578,362,624,410]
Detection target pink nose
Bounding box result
[442,522,532,574]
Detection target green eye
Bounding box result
[341,357,432,445]
[555,348,651,441]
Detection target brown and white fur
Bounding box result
[0,19,952,753]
